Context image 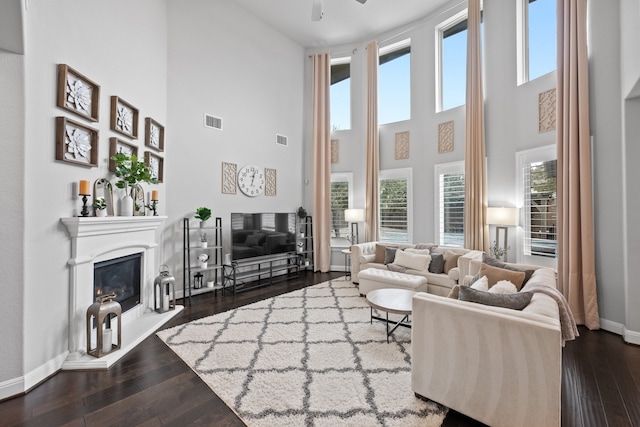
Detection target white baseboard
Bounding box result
[623,327,640,345]
[598,318,640,345]
[0,376,25,401]
[0,350,68,401]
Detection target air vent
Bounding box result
[204,114,223,130]
[276,134,288,147]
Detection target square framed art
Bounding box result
[110,96,139,139]
[145,117,165,152]
[144,151,164,183]
[109,137,138,172]
[55,116,99,167]
[57,64,100,122]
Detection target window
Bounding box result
[518,0,556,84]
[437,11,483,112]
[517,145,557,258]
[379,168,412,243]
[330,57,351,131]
[379,39,411,125]
[330,173,353,244]
[435,162,465,247]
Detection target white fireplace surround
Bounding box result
[61,216,182,370]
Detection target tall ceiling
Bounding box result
[234,0,451,48]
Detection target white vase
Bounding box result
[201,241,208,248]
[200,261,208,269]
[96,209,107,217]
[119,194,134,216]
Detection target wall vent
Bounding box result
[276,134,288,147]
[204,114,223,130]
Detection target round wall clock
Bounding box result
[238,164,265,197]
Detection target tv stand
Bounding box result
[222,253,301,294]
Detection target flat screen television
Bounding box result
[231,212,297,261]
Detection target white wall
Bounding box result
[164,0,305,286]
[17,0,168,392]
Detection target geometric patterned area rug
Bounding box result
[157,278,447,426]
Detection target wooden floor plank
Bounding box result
[2,271,640,427]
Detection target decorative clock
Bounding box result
[238,164,265,197]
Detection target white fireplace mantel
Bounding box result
[61,215,182,370]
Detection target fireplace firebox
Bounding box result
[93,253,142,313]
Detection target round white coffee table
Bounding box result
[365,288,415,342]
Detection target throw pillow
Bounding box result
[384,247,399,264]
[488,280,518,294]
[443,250,462,274]
[375,244,396,264]
[387,263,408,273]
[415,243,439,252]
[405,248,431,255]
[459,286,533,310]
[481,253,535,286]
[479,263,526,290]
[394,250,431,271]
[244,234,262,246]
[447,285,460,299]
[428,253,445,274]
[470,275,489,291]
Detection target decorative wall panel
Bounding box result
[438,121,454,154]
[395,131,410,160]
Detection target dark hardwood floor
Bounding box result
[2,271,639,426]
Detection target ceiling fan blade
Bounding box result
[311,0,323,21]
[355,0,367,3]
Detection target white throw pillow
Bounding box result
[488,280,518,294]
[405,248,431,255]
[394,250,431,271]
[470,275,489,291]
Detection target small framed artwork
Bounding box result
[55,116,99,167]
[145,117,165,152]
[222,162,237,194]
[110,96,139,139]
[109,137,138,172]
[144,151,164,183]
[265,168,277,196]
[57,64,100,122]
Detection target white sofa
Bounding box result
[411,266,562,427]
[349,242,482,297]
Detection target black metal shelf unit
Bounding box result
[182,217,223,305]
[296,215,314,270]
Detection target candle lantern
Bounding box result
[194,272,204,289]
[154,264,176,313]
[86,293,122,358]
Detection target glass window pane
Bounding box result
[331,62,351,131]
[330,181,349,239]
[524,159,557,257]
[379,49,411,124]
[528,0,556,81]
[439,172,465,246]
[379,177,408,243]
[442,29,467,111]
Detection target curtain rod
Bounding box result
[308,48,357,58]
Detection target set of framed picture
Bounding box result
[55,64,165,182]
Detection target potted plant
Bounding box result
[200,232,208,248]
[297,206,307,219]
[111,152,158,216]
[195,207,212,227]
[198,253,209,269]
[93,197,107,217]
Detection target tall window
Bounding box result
[379,39,411,125]
[517,145,557,258]
[518,0,556,84]
[331,57,351,131]
[330,173,353,244]
[438,12,483,112]
[379,168,412,243]
[435,162,465,246]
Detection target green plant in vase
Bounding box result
[195,206,212,227]
[111,152,157,216]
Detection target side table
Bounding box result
[341,248,351,280]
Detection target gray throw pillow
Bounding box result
[415,243,438,252]
[387,263,408,273]
[458,286,533,310]
[428,253,445,274]
[482,253,534,286]
[384,247,399,264]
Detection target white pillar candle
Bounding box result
[163,290,170,310]
[102,328,112,353]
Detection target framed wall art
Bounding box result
[265,168,277,196]
[222,162,237,194]
[144,151,164,183]
[145,117,165,152]
[110,96,139,139]
[57,64,100,122]
[109,137,138,172]
[55,116,99,167]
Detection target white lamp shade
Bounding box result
[344,208,364,222]
[487,207,517,226]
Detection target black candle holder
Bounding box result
[149,200,158,216]
[80,194,90,217]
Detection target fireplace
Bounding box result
[94,253,142,313]
[62,216,182,370]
